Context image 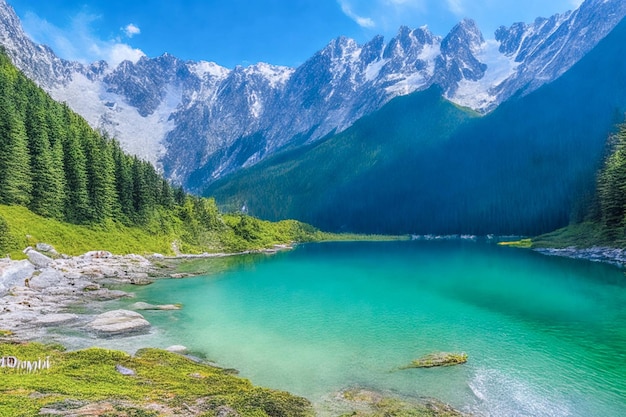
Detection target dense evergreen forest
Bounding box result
[0,50,178,225]
[532,122,626,248]
[0,51,323,256]
[595,123,626,233]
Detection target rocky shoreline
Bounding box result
[1,246,161,341]
[0,244,292,342]
[533,246,626,268]
[0,243,471,417]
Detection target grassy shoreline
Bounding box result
[497,222,626,250]
[0,340,313,417]
[0,204,407,260]
[0,338,467,417]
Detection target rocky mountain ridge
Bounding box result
[0,0,624,188]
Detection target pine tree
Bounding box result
[61,108,91,223]
[83,129,115,222]
[160,178,175,209]
[0,79,32,206]
[111,141,135,222]
[173,186,186,205]
[25,91,64,218]
[597,125,626,230]
[46,105,68,219]
[131,157,155,223]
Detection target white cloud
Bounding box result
[338,0,376,28]
[337,0,431,34]
[21,11,145,67]
[446,0,465,15]
[89,41,146,67]
[385,0,421,6]
[123,23,141,38]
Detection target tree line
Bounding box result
[592,122,626,238]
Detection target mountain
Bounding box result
[0,49,323,258]
[205,15,626,236]
[0,0,624,190]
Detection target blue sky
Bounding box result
[8,0,583,68]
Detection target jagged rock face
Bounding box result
[434,19,487,97]
[493,0,626,101]
[162,63,292,183]
[0,0,624,190]
[103,54,199,118]
[0,0,95,87]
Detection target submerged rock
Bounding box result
[165,345,188,354]
[334,387,468,417]
[36,313,80,327]
[130,301,181,311]
[87,309,150,337]
[401,352,468,369]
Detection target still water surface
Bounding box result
[106,241,626,416]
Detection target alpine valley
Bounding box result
[1,0,626,236]
[5,1,626,416]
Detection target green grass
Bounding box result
[0,205,407,260]
[0,342,312,417]
[499,221,626,250]
[531,221,626,249]
[0,205,180,258]
[497,239,533,249]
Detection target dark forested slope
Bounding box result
[206,17,626,236]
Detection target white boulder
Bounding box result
[87,309,150,337]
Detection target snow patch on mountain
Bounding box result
[365,59,387,81]
[48,73,175,165]
[243,62,294,88]
[190,61,230,80]
[1,0,625,188]
[451,40,519,110]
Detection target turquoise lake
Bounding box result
[112,241,626,416]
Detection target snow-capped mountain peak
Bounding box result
[0,0,624,189]
[189,60,230,80]
[243,62,294,88]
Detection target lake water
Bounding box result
[112,241,626,416]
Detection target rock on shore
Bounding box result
[0,259,34,295]
[87,310,151,337]
[0,244,167,340]
[534,246,626,267]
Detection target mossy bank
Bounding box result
[0,341,313,417]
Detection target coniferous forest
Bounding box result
[595,124,626,232]
[530,122,626,248]
[0,50,174,225]
[0,51,324,256]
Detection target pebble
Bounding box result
[115,364,136,376]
